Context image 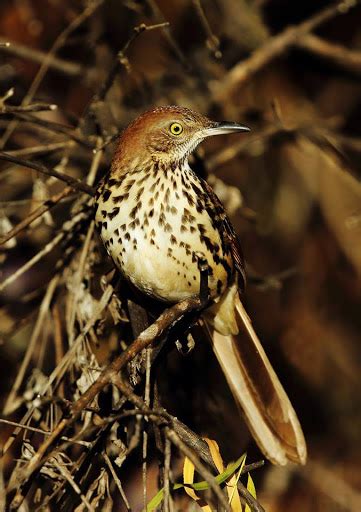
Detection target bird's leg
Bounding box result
[195,252,210,308]
[174,254,210,355]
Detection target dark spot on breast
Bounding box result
[113,193,129,204]
[136,188,144,202]
[159,212,166,227]
[130,205,138,219]
[102,189,111,201]
[170,235,177,245]
[124,232,130,241]
[108,207,120,220]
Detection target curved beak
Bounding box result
[203,121,250,137]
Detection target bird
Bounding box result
[94,105,307,465]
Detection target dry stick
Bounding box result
[191,0,221,58]
[3,276,60,415]
[163,436,172,512]
[0,0,104,149]
[0,38,83,76]
[213,0,361,101]
[10,113,94,149]
[52,460,95,512]
[0,420,90,448]
[0,186,73,246]
[103,454,131,511]
[145,0,189,68]
[0,103,58,114]
[8,297,203,508]
[5,141,73,158]
[0,152,95,195]
[52,303,65,399]
[90,21,170,108]
[142,348,152,510]
[295,33,361,76]
[66,221,95,342]
[0,232,64,293]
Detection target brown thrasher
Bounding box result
[95,106,306,465]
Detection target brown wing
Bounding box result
[201,178,246,291]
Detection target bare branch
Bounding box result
[296,33,361,75]
[0,38,83,76]
[213,0,361,101]
[0,152,96,195]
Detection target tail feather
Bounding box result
[203,296,307,465]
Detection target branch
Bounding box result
[0,103,58,114]
[9,113,94,149]
[295,33,361,76]
[0,186,73,246]
[213,0,361,101]
[0,152,96,195]
[0,38,83,76]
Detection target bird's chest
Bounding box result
[95,166,233,302]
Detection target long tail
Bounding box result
[202,297,307,465]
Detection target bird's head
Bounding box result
[112,106,249,170]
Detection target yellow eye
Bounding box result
[169,122,183,135]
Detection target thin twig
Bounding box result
[0,233,64,293]
[0,152,96,195]
[0,186,73,246]
[103,454,131,511]
[5,141,74,158]
[296,33,361,75]
[0,103,58,114]
[10,113,94,149]
[0,419,91,447]
[0,38,83,76]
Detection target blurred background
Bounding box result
[1,0,361,510]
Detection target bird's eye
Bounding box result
[169,122,183,135]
